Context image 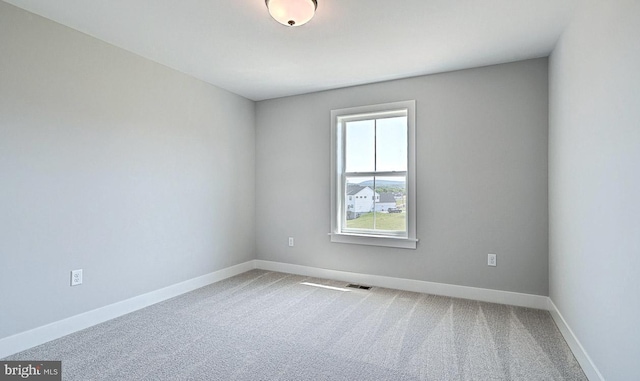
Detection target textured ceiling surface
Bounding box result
[4,0,583,100]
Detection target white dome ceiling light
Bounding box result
[265,0,318,27]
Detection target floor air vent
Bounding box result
[346,284,372,290]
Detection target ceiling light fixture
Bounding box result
[265,0,317,27]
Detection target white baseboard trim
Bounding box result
[0,261,255,359]
[2,258,601,381]
[547,299,604,381]
[253,260,549,310]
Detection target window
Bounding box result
[330,100,417,249]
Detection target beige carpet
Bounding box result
[5,270,587,380]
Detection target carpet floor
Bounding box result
[5,270,587,380]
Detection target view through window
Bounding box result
[344,116,407,233]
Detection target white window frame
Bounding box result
[330,100,417,249]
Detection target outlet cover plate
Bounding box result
[71,269,83,286]
[488,254,497,267]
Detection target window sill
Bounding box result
[329,232,418,249]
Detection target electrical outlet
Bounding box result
[71,269,83,286]
[488,254,497,267]
[288,237,294,247]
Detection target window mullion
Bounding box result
[373,119,377,230]
[344,171,406,177]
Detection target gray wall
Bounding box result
[549,1,640,380]
[0,2,255,339]
[256,59,549,296]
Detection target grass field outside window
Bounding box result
[346,211,406,231]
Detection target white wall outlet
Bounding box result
[288,237,294,247]
[71,269,83,286]
[488,254,497,267]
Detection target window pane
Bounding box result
[345,120,375,173]
[345,176,374,229]
[373,176,406,233]
[376,116,407,172]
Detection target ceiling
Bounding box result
[4,0,583,101]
